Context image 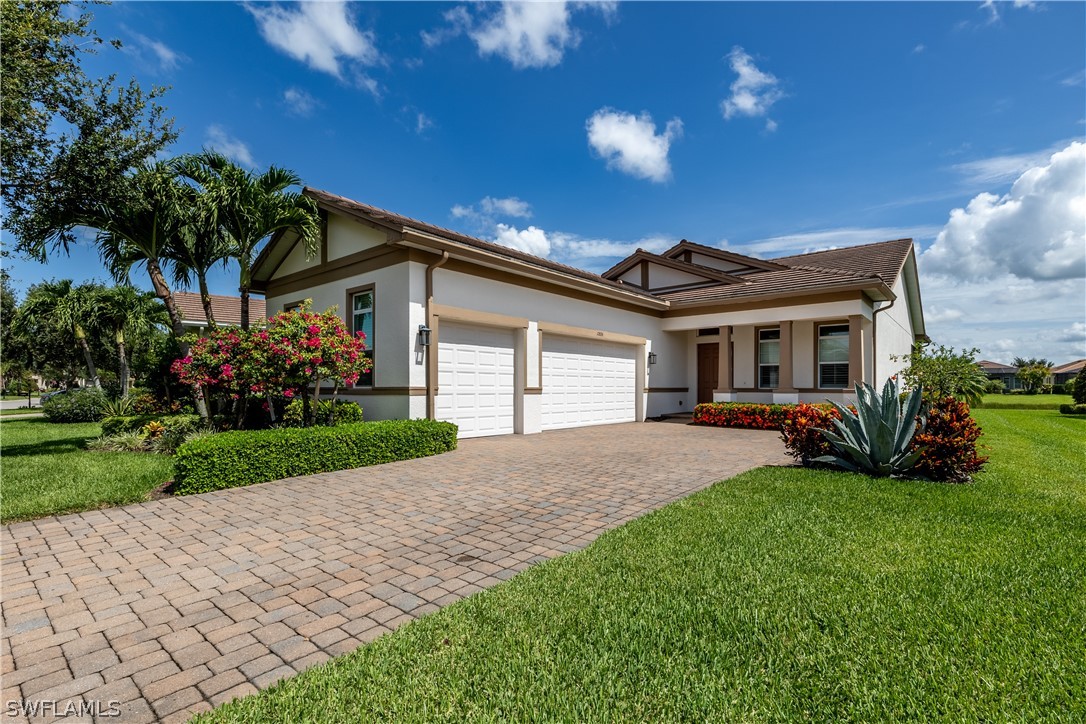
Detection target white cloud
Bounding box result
[205,125,255,168]
[452,196,533,228]
[283,87,318,117]
[720,46,784,123]
[1060,69,1086,87]
[924,141,1086,282]
[491,223,676,264]
[415,112,434,134]
[495,223,551,256]
[586,108,683,183]
[246,1,379,85]
[950,142,1072,185]
[764,119,778,133]
[121,28,186,72]
[423,2,614,69]
[913,43,926,54]
[738,225,942,257]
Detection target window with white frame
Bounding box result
[818,324,850,388]
[351,290,374,387]
[758,328,780,389]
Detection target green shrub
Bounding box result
[1059,403,1086,415]
[281,398,364,427]
[42,389,108,422]
[174,419,458,494]
[100,396,137,418]
[86,430,148,453]
[101,414,201,437]
[1073,370,1086,404]
[983,379,1005,394]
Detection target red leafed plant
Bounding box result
[910,396,987,483]
[693,402,836,431]
[780,403,843,464]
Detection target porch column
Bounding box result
[716,325,732,392]
[778,320,795,391]
[848,314,864,387]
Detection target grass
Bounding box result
[0,408,42,417]
[202,407,1085,722]
[1,394,39,401]
[0,419,173,523]
[975,392,1074,409]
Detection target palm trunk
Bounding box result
[145,258,209,420]
[198,275,217,328]
[239,260,251,331]
[74,325,101,388]
[116,328,130,398]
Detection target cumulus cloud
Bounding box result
[246,1,379,86]
[491,223,676,264]
[495,223,551,256]
[422,1,614,69]
[283,87,318,117]
[720,46,784,124]
[923,141,1086,282]
[586,109,683,183]
[452,196,533,229]
[205,125,255,167]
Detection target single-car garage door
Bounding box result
[435,322,516,438]
[541,335,637,430]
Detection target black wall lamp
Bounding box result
[648,351,658,365]
[418,324,432,347]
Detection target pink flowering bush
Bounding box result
[172,301,372,427]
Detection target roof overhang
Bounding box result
[663,279,895,315]
[602,250,747,285]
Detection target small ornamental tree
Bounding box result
[1073,369,1086,404]
[172,301,371,427]
[893,343,988,407]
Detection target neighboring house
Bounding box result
[1052,359,1085,385]
[251,189,926,438]
[978,360,1022,390]
[174,292,267,336]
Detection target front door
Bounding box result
[697,343,719,404]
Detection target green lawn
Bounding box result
[0,419,173,522]
[0,408,42,417]
[202,407,1085,722]
[975,392,1074,409]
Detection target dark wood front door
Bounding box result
[697,343,719,404]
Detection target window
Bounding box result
[696,327,719,337]
[758,329,780,389]
[351,290,374,387]
[818,324,850,388]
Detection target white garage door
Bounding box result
[435,322,515,438]
[541,335,637,430]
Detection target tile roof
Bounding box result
[1052,359,1085,374]
[769,238,915,288]
[977,360,1018,374]
[305,188,662,303]
[175,292,266,326]
[656,265,885,305]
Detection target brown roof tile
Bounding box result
[769,238,915,287]
[175,292,266,326]
[1052,359,1085,375]
[657,266,887,306]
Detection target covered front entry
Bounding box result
[435,322,516,438]
[541,335,637,430]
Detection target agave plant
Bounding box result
[815,378,926,477]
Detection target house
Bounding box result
[1052,359,1085,385]
[250,189,926,438]
[174,292,266,336]
[977,360,1022,390]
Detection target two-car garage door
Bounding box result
[435,323,638,437]
[541,336,637,431]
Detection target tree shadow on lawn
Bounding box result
[0,427,91,458]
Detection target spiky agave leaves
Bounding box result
[814,378,927,477]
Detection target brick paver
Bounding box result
[1,423,786,721]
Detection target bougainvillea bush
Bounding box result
[693,402,835,431]
[172,301,372,427]
[911,397,988,483]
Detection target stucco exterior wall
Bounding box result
[327,215,385,260]
[874,276,916,382]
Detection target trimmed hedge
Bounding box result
[101,414,202,437]
[173,419,458,494]
[693,402,835,431]
[1059,403,1086,415]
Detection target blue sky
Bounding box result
[4,1,1084,362]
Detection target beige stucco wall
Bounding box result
[327,215,386,260]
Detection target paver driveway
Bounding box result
[1,422,787,722]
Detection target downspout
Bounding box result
[425,251,450,419]
[871,296,895,381]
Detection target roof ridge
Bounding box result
[769,237,913,262]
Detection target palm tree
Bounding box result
[169,157,232,327]
[17,279,103,388]
[86,161,209,418]
[180,152,319,329]
[96,286,168,397]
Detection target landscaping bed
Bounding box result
[199,406,1085,722]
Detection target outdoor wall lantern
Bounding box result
[417,324,432,347]
[648,351,658,365]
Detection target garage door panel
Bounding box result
[435,323,515,438]
[541,336,637,431]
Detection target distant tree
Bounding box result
[16,279,105,388]
[1073,370,1086,405]
[1014,359,1053,393]
[1,0,175,257]
[179,152,319,329]
[893,343,989,406]
[96,285,168,397]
